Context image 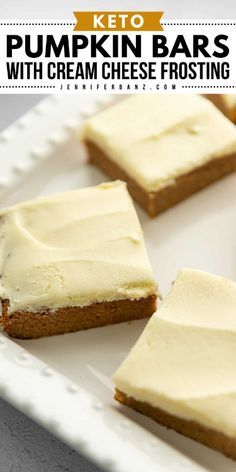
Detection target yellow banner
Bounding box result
[73,11,164,31]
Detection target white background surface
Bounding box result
[1,0,236,19]
[0,0,235,471]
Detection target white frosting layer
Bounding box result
[113,269,236,437]
[0,181,156,313]
[81,95,236,192]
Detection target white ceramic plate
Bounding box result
[0,95,235,472]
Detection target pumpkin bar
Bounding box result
[81,95,236,217]
[113,269,236,460]
[205,94,236,123]
[0,181,157,339]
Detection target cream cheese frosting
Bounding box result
[113,269,236,437]
[81,95,236,192]
[0,181,156,313]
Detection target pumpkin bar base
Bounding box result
[1,295,157,339]
[205,95,236,123]
[86,140,236,217]
[115,389,236,461]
